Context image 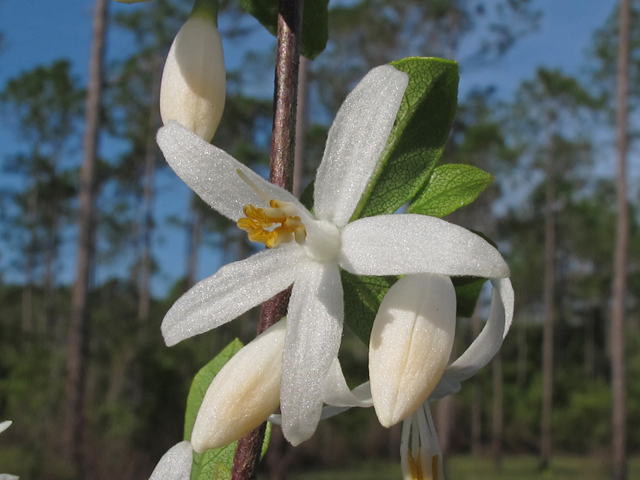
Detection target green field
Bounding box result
[286,455,640,480]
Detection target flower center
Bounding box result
[235,170,342,263]
[236,170,307,249]
[237,200,307,248]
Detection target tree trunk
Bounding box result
[138,56,162,321]
[64,0,108,476]
[611,1,629,479]
[517,323,527,390]
[491,353,503,472]
[539,156,556,471]
[22,184,39,333]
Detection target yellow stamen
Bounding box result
[237,203,306,248]
[407,450,441,480]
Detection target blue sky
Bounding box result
[0,0,618,296]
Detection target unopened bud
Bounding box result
[369,273,456,427]
[191,319,286,453]
[160,10,225,143]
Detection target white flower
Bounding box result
[160,15,226,142]
[369,273,456,427]
[149,441,193,480]
[157,64,509,446]
[321,276,514,480]
[191,319,286,452]
[0,421,19,480]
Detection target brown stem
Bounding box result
[231,0,303,478]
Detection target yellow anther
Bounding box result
[408,450,423,480]
[237,203,306,248]
[406,451,440,480]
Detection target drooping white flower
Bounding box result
[157,64,509,446]
[320,276,514,480]
[0,421,19,480]
[369,273,456,427]
[160,13,225,142]
[191,319,286,452]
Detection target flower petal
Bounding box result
[149,441,193,480]
[445,278,513,381]
[313,65,409,227]
[161,246,304,346]
[369,273,456,427]
[280,262,344,446]
[339,214,510,278]
[0,421,11,435]
[322,358,373,408]
[157,121,309,221]
[191,320,286,453]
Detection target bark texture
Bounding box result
[612,1,630,479]
[64,0,108,476]
[539,153,556,471]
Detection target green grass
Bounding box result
[285,455,640,480]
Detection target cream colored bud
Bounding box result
[160,16,226,143]
[191,319,286,453]
[369,273,456,427]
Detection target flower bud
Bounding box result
[160,13,225,143]
[369,273,456,427]
[191,319,286,453]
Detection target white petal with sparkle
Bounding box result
[322,358,373,408]
[339,214,510,278]
[280,262,344,446]
[157,122,308,222]
[162,246,303,346]
[314,66,408,227]
[445,278,514,382]
[149,441,193,480]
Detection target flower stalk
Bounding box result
[231,0,303,478]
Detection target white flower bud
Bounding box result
[160,16,226,143]
[369,273,456,427]
[191,319,286,453]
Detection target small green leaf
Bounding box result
[351,57,459,220]
[452,276,486,318]
[184,339,244,441]
[237,0,328,60]
[340,270,399,344]
[408,164,493,217]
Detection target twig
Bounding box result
[231,0,303,478]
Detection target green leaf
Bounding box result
[237,0,328,60]
[184,339,244,441]
[408,164,493,218]
[452,276,486,318]
[190,443,236,480]
[351,57,459,220]
[340,270,399,344]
